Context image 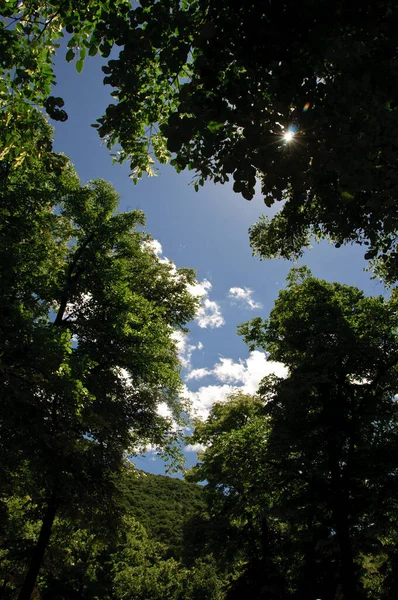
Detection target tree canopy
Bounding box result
[2,2,398,598]
[2,1,397,280]
[0,109,199,598]
[187,392,286,599]
[188,269,398,599]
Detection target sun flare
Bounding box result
[283,130,295,142]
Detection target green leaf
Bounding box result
[100,42,111,58]
[75,60,84,73]
[207,120,224,133]
[364,249,378,260]
[340,190,355,202]
[66,49,75,62]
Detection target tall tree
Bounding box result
[189,270,398,599]
[2,1,398,279]
[239,267,398,599]
[0,110,199,599]
[187,393,288,600]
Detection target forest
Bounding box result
[1,1,397,599]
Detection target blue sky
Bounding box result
[52,52,387,474]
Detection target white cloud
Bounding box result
[156,401,181,433]
[185,443,209,453]
[184,351,287,419]
[186,367,212,381]
[240,351,287,393]
[130,442,159,456]
[171,331,203,370]
[187,279,225,329]
[228,287,263,310]
[157,401,173,419]
[185,383,236,420]
[213,357,247,383]
[197,298,225,329]
[187,278,212,298]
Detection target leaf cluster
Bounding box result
[0,109,199,540]
[3,1,398,278]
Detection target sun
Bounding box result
[283,130,295,143]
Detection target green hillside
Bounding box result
[118,470,207,558]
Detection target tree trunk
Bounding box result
[332,497,359,599]
[17,497,58,600]
[300,519,320,600]
[257,517,285,599]
[328,448,360,600]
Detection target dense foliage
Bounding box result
[2,1,397,279]
[118,469,208,559]
[188,269,398,599]
[0,468,224,600]
[2,3,398,599]
[0,110,199,598]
